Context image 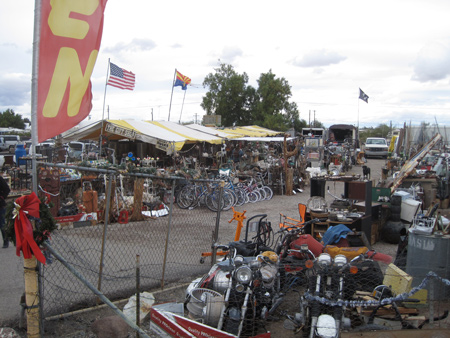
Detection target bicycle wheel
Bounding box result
[224,188,237,207]
[222,190,234,211]
[247,191,259,203]
[263,186,273,200]
[258,188,267,201]
[205,191,225,211]
[234,187,247,206]
[177,185,195,209]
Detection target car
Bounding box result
[364,137,389,158]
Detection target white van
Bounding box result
[2,135,21,153]
[0,137,7,151]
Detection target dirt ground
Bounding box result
[3,159,450,337]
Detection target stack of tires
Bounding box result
[382,194,404,244]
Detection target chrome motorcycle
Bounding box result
[297,252,357,338]
[186,242,282,337]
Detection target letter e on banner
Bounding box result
[37,0,107,142]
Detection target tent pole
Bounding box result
[168,68,176,121]
[100,59,110,157]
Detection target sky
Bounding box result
[1,0,450,130]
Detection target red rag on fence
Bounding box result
[14,192,46,264]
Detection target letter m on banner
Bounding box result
[37,0,107,142]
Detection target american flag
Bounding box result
[107,63,135,90]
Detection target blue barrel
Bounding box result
[15,144,26,165]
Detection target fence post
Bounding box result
[24,256,40,338]
[160,179,176,289]
[97,173,113,300]
[211,181,224,265]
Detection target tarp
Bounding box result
[220,125,282,138]
[61,120,283,153]
[62,119,225,152]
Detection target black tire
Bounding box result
[382,221,404,244]
[390,195,402,206]
[390,205,401,214]
[390,214,401,222]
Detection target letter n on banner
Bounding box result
[37,0,107,142]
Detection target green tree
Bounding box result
[201,63,253,127]
[202,64,302,131]
[359,123,391,142]
[0,109,28,129]
[252,70,300,131]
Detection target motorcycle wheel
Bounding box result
[299,298,311,338]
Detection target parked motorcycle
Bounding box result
[297,252,357,338]
[186,215,282,337]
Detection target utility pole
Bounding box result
[151,108,153,121]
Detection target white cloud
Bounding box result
[219,46,243,64]
[412,41,450,82]
[291,49,347,68]
[102,38,157,54]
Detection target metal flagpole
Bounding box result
[30,0,41,194]
[357,94,360,131]
[168,68,176,121]
[100,59,110,157]
[178,89,187,124]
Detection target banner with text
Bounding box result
[37,0,107,142]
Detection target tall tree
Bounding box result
[202,65,302,131]
[201,63,253,127]
[0,109,28,129]
[252,70,299,129]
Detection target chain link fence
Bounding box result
[39,164,220,318]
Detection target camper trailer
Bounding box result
[326,124,360,168]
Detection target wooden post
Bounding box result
[24,256,41,338]
[130,178,145,221]
[283,134,298,196]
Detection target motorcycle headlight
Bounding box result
[234,255,244,267]
[318,253,332,268]
[249,259,261,270]
[260,264,278,283]
[334,254,347,267]
[236,266,252,284]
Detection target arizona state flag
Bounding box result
[174,71,191,90]
[36,0,107,142]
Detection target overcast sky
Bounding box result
[1,0,450,129]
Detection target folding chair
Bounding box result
[279,203,307,229]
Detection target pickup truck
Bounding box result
[363,137,389,158]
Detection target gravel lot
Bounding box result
[6,159,448,337]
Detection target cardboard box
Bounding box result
[383,263,413,295]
